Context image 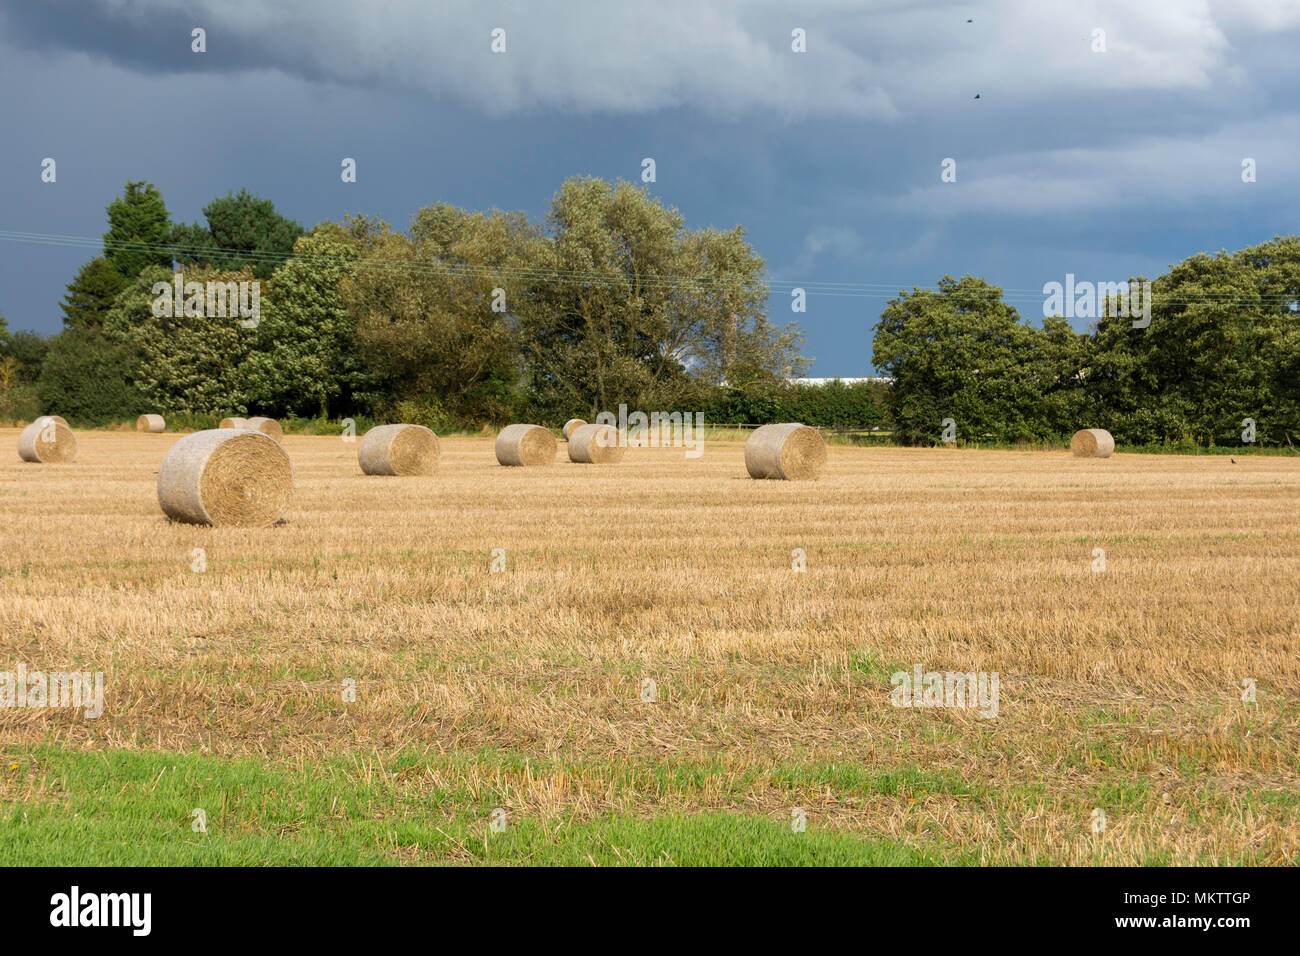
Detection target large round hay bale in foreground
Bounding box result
[18,419,77,463]
[358,424,439,476]
[495,424,556,466]
[1071,428,1115,458]
[157,429,293,527]
[562,419,586,441]
[567,423,625,464]
[137,414,165,433]
[243,416,283,440]
[219,417,247,430]
[745,423,826,480]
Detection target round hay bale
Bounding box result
[562,418,586,441]
[157,429,293,527]
[744,423,826,480]
[17,419,77,463]
[358,424,439,476]
[219,417,248,430]
[1071,428,1115,458]
[567,423,625,464]
[38,415,68,427]
[136,414,166,433]
[243,416,283,440]
[495,424,556,466]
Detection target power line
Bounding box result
[1,228,1297,308]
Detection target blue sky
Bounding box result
[1,0,1298,374]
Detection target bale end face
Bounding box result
[243,416,284,440]
[358,424,440,476]
[157,429,293,527]
[744,423,826,480]
[562,419,587,441]
[567,423,625,464]
[1071,428,1115,458]
[17,420,77,463]
[495,424,557,466]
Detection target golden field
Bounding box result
[1,429,1297,865]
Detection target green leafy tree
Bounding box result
[873,276,1079,445]
[103,181,173,279]
[521,177,801,418]
[0,354,18,394]
[171,189,305,280]
[3,330,51,384]
[1086,237,1300,445]
[346,205,543,423]
[105,265,254,415]
[0,314,12,411]
[1276,312,1300,448]
[36,326,146,424]
[1038,314,1090,437]
[241,224,376,417]
[60,257,128,329]
[0,315,38,421]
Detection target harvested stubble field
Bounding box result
[1,429,1297,865]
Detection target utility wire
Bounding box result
[1,228,1297,309]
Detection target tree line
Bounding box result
[0,178,808,431]
[0,178,1295,447]
[874,242,1300,447]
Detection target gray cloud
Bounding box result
[892,115,1300,217]
[6,0,1293,119]
[1,0,1298,374]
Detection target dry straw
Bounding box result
[243,417,284,440]
[157,429,293,527]
[17,419,77,463]
[562,418,586,440]
[358,423,439,476]
[567,423,625,464]
[495,424,556,466]
[219,417,248,429]
[745,423,826,480]
[137,414,166,433]
[40,415,68,427]
[1071,428,1115,458]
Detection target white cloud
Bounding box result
[890,115,1300,217]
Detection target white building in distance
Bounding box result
[789,376,893,385]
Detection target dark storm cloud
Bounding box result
[1,0,1299,374]
[0,0,253,74]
